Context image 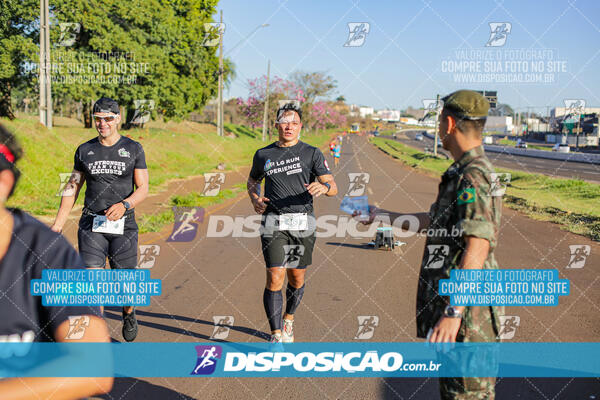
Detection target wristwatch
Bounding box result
[444,305,463,319]
[322,182,331,193]
[122,201,131,210]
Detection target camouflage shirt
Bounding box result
[416,145,503,339]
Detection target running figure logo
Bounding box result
[203,173,225,196]
[191,345,222,375]
[168,207,205,242]
[211,316,234,340]
[486,22,511,47]
[489,173,511,197]
[57,22,80,47]
[425,245,449,269]
[138,245,160,268]
[566,245,590,269]
[564,99,586,117]
[283,245,305,268]
[202,23,225,47]
[131,99,155,125]
[65,316,90,340]
[354,316,379,340]
[344,23,370,47]
[57,171,82,197]
[422,99,444,115]
[347,173,370,196]
[497,315,520,340]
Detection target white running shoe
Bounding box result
[282,319,294,343]
[269,332,284,352]
[270,332,282,343]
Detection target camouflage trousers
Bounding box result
[439,306,499,400]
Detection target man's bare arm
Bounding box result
[247,176,269,214]
[51,170,85,233]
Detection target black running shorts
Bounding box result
[260,214,316,269]
[77,213,138,269]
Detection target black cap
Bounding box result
[92,97,120,114]
[276,101,302,122]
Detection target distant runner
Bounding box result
[333,141,341,168]
[247,102,338,343]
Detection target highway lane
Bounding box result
[383,130,600,183]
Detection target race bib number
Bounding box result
[279,213,308,231]
[92,215,125,235]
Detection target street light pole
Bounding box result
[216,21,268,137]
[39,0,52,128]
[216,10,224,137]
[262,60,270,142]
[433,94,440,156]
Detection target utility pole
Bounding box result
[261,60,270,142]
[576,110,581,151]
[39,0,52,128]
[433,94,440,156]
[217,10,224,136]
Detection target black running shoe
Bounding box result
[122,309,138,342]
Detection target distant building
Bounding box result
[348,105,374,119]
[551,107,600,119]
[374,109,400,122]
[359,106,374,119]
[523,117,549,132]
[405,106,426,119]
[399,117,419,125]
[484,116,513,134]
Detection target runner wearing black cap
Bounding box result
[0,123,113,398]
[51,97,149,342]
[247,102,338,343]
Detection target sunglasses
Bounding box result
[278,121,301,127]
[94,115,117,123]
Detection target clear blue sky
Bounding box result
[219,0,600,114]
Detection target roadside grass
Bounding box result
[138,183,246,233]
[224,123,260,139]
[2,115,335,217]
[370,137,600,241]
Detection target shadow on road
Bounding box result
[104,308,270,341]
[379,377,439,399]
[97,377,197,400]
[324,241,369,249]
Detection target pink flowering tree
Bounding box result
[306,101,347,132]
[237,75,305,129]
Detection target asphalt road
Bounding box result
[73,135,600,399]
[386,130,600,183]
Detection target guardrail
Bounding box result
[483,145,600,164]
[422,132,600,165]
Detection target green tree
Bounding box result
[290,70,337,104]
[1,0,232,126]
[0,0,39,119]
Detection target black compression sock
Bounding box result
[285,283,305,316]
[263,288,283,331]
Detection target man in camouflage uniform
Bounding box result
[362,90,503,399]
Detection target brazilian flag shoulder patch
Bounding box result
[457,188,476,205]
